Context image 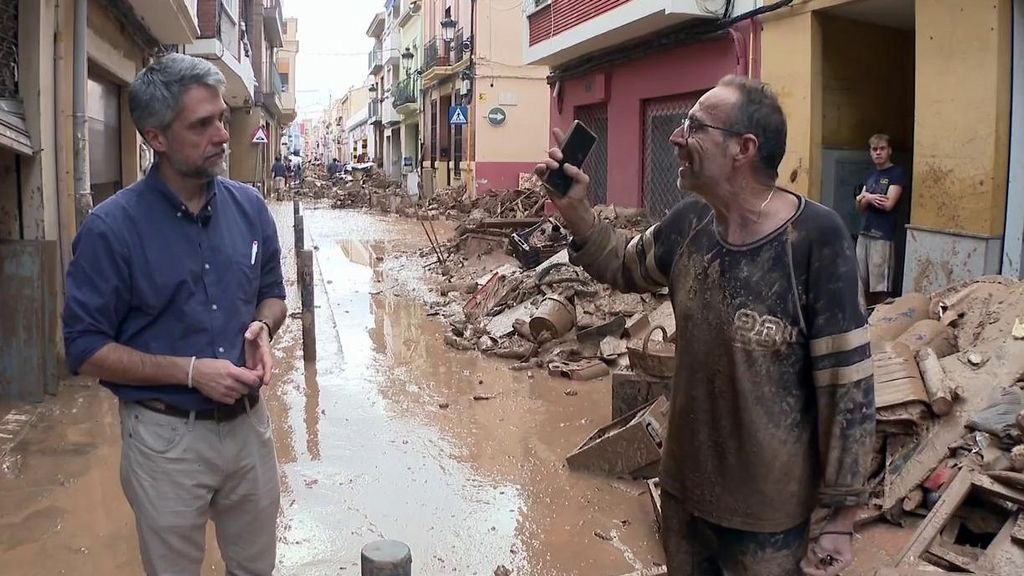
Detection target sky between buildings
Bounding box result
[284,0,383,120]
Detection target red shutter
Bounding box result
[528,0,632,47]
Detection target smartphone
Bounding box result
[543,120,598,198]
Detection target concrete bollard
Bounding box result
[298,248,316,362]
[360,540,412,576]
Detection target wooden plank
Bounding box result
[925,543,977,572]
[977,513,1024,576]
[973,474,1024,507]
[984,470,1024,492]
[876,565,954,569]
[472,217,544,230]
[897,469,974,567]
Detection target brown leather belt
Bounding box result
[137,394,259,422]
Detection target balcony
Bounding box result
[263,1,284,48]
[126,0,199,44]
[524,0,716,68]
[185,5,256,107]
[259,62,284,120]
[281,91,297,125]
[368,99,381,125]
[382,96,401,127]
[383,29,402,66]
[451,28,468,65]
[369,47,383,74]
[397,0,422,28]
[393,76,419,116]
[423,38,449,72]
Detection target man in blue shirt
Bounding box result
[63,54,287,575]
[855,133,908,305]
[271,154,287,200]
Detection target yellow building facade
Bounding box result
[761,0,1022,293]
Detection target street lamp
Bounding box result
[440,16,457,43]
[401,47,415,76]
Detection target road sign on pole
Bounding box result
[486,107,507,126]
[251,125,270,144]
[448,105,469,126]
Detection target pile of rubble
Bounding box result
[429,235,1024,573]
[856,277,1024,572]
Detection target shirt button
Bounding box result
[211,304,218,311]
[204,263,210,270]
[218,347,225,353]
[176,212,182,218]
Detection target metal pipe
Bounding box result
[1004,0,1024,278]
[72,0,91,226]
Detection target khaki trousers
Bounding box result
[118,398,280,576]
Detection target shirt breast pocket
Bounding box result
[234,242,261,303]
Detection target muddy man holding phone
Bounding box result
[537,75,876,576]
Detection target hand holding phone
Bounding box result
[542,121,598,198]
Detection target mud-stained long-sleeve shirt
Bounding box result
[570,193,875,532]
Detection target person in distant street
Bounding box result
[536,75,875,576]
[284,157,293,187]
[327,157,341,179]
[272,154,287,200]
[855,133,908,306]
[62,53,286,575]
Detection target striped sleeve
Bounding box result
[568,197,708,294]
[806,211,876,509]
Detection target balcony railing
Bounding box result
[393,76,418,108]
[263,0,284,47]
[271,62,283,95]
[369,99,381,124]
[369,47,383,73]
[423,37,449,72]
[452,28,466,63]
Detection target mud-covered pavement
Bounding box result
[0,204,668,576]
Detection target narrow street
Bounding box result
[0,204,667,576]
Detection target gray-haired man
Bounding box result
[63,53,286,574]
[537,76,875,575]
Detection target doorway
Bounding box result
[87,73,122,206]
[818,0,915,293]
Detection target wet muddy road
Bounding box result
[0,204,666,576]
[269,205,665,575]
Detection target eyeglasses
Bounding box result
[681,115,748,139]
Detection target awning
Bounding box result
[0,99,33,156]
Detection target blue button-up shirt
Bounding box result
[63,166,286,410]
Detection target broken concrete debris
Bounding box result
[863,278,1024,573]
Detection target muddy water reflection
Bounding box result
[271,211,524,574]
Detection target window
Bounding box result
[643,94,698,219]
[0,0,17,98]
[525,0,551,16]
[576,104,608,205]
[279,72,290,93]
